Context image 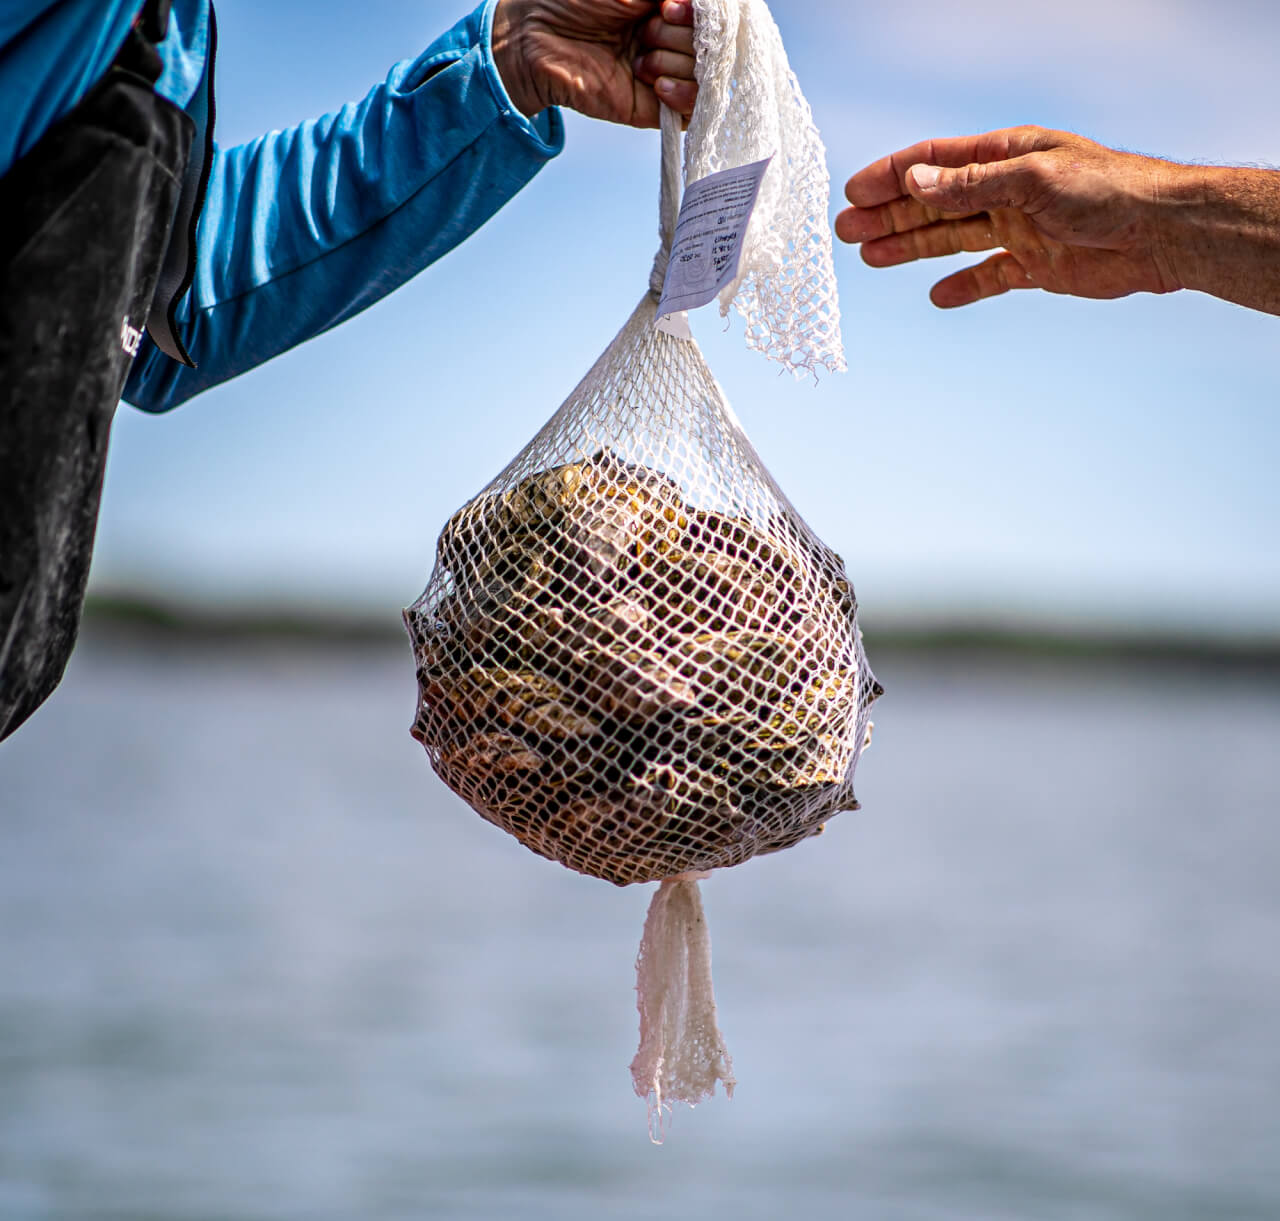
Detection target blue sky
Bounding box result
[93,0,1280,633]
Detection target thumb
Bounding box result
[906,158,1038,213]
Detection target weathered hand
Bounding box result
[493,0,696,128]
[834,126,1182,308]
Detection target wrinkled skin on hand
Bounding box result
[835,126,1181,308]
[493,0,697,127]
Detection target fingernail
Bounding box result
[656,77,675,96]
[910,164,941,189]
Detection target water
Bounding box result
[2,629,1279,1220]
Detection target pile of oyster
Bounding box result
[406,452,878,886]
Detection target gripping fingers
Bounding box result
[636,12,696,115]
[642,12,695,52]
[647,73,697,116]
[929,251,1037,309]
[635,49,696,83]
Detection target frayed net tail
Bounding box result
[631,873,735,1143]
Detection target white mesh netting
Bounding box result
[405,290,877,884]
[404,0,878,1135]
[631,873,735,1142]
[684,0,846,374]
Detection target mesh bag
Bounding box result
[405,0,879,1138]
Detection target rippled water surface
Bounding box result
[3,630,1279,1220]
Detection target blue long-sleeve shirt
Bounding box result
[0,0,564,412]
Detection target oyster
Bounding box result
[410,454,877,886]
[573,642,699,724]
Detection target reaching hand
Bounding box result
[493,0,697,128]
[834,126,1182,309]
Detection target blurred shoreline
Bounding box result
[9,590,1280,1220]
[83,590,1280,676]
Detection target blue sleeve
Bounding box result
[0,1,140,181]
[123,0,564,413]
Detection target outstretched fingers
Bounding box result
[859,215,1005,269]
[837,129,1060,270]
[834,195,979,246]
[904,154,1049,216]
[929,251,1038,309]
[844,129,1049,208]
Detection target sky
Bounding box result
[92,0,1280,635]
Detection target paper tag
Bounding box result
[656,155,772,326]
[655,310,692,339]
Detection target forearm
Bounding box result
[124,0,562,412]
[1156,162,1280,316]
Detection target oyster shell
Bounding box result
[411,454,876,885]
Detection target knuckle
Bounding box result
[955,162,986,193]
[1021,151,1052,184]
[886,198,914,232]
